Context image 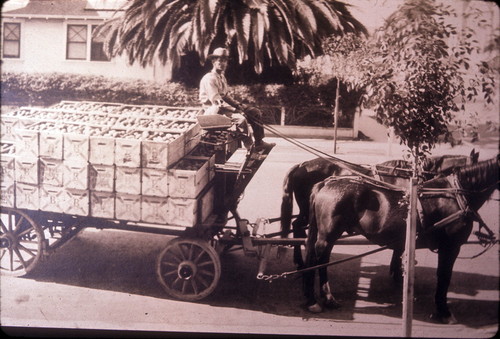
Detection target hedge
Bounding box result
[1,72,361,127]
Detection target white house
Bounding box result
[1,0,169,83]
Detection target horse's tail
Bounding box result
[280,164,299,238]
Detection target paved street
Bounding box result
[1,136,498,338]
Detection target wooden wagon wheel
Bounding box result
[0,207,45,276]
[156,237,221,301]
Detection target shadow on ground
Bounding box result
[24,229,498,329]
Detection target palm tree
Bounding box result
[100,0,367,84]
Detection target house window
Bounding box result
[91,25,109,61]
[67,24,87,60]
[3,22,21,58]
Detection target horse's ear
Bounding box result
[470,148,479,163]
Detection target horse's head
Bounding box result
[455,155,499,210]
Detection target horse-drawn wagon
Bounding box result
[0,100,287,302]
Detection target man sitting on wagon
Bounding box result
[199,47,273,151]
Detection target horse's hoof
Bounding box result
[430,312,458,324]
[307,303,323,313]
[324,298,341,310]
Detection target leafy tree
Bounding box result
[364,0,496,162]
[99,0,367,84]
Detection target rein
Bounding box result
[260,123,406,191]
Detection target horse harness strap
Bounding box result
[370,165,382,181]
[419,174,496,245]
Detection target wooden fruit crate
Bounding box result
[0,152,15,184]
[89,164,115,192]
[141,196,169,224]
[141,133,185,169]
[64,189,89,216]
[14,157,39,185]
[15,183,39,210]
[63,160,89,190]
[39,158,64,187]
[89,136,115,165]
[141,168,169,197]
[115,137,141,167]
[90,191,115,219]
[39,185,66,213]
[168,155,215,199]
[115,193,141,221]
[39,130,64,160]
[115,166,141,194]
[0,182,15,208]
[64,133,90,163]
[166,184,215,227]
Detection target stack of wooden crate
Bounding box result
[0,101,217,228]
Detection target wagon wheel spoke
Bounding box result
[193,249,206,264]
[157,238,221,302]
[13,247,28,269]
[0,219,8,233]
[194,273,210,289]
[190,279,199,295]
[177,243,189,261]
[162,269,178,278]
[17,242,38,258]
[18,227,38,239]
[197,259,215,268]
[187,243,195,261]
[161,261,180,268]
[14,215,25,232]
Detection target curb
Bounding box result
[266,124,356,140]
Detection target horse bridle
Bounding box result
[419,174,498,249]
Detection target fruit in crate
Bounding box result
[162,109,199,120]
[175,158,205,171]
[168,121,193,131]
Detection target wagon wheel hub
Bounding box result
[0,234,14,249]
[178,261,197,280]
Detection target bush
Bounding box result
[1,72,361,127]
[1,72,199,107]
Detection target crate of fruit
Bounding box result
[168,155,215,199]
[141,195,169,224]
[167,184,215,227]
[141,131,186,169]
[90,191,115,218]
[15,182,39,210]
[1,182,15,208]
[1,143,16,184]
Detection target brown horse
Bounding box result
[280,150,479,270]
[302,156,498,323]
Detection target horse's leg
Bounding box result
[389,248,403,284]
[303,225,319,311]
[431,244,460,324]
[292,187,311,268]
[318,239,341,309]
[306,214,344,313]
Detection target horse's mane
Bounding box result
[456,156,499,190]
